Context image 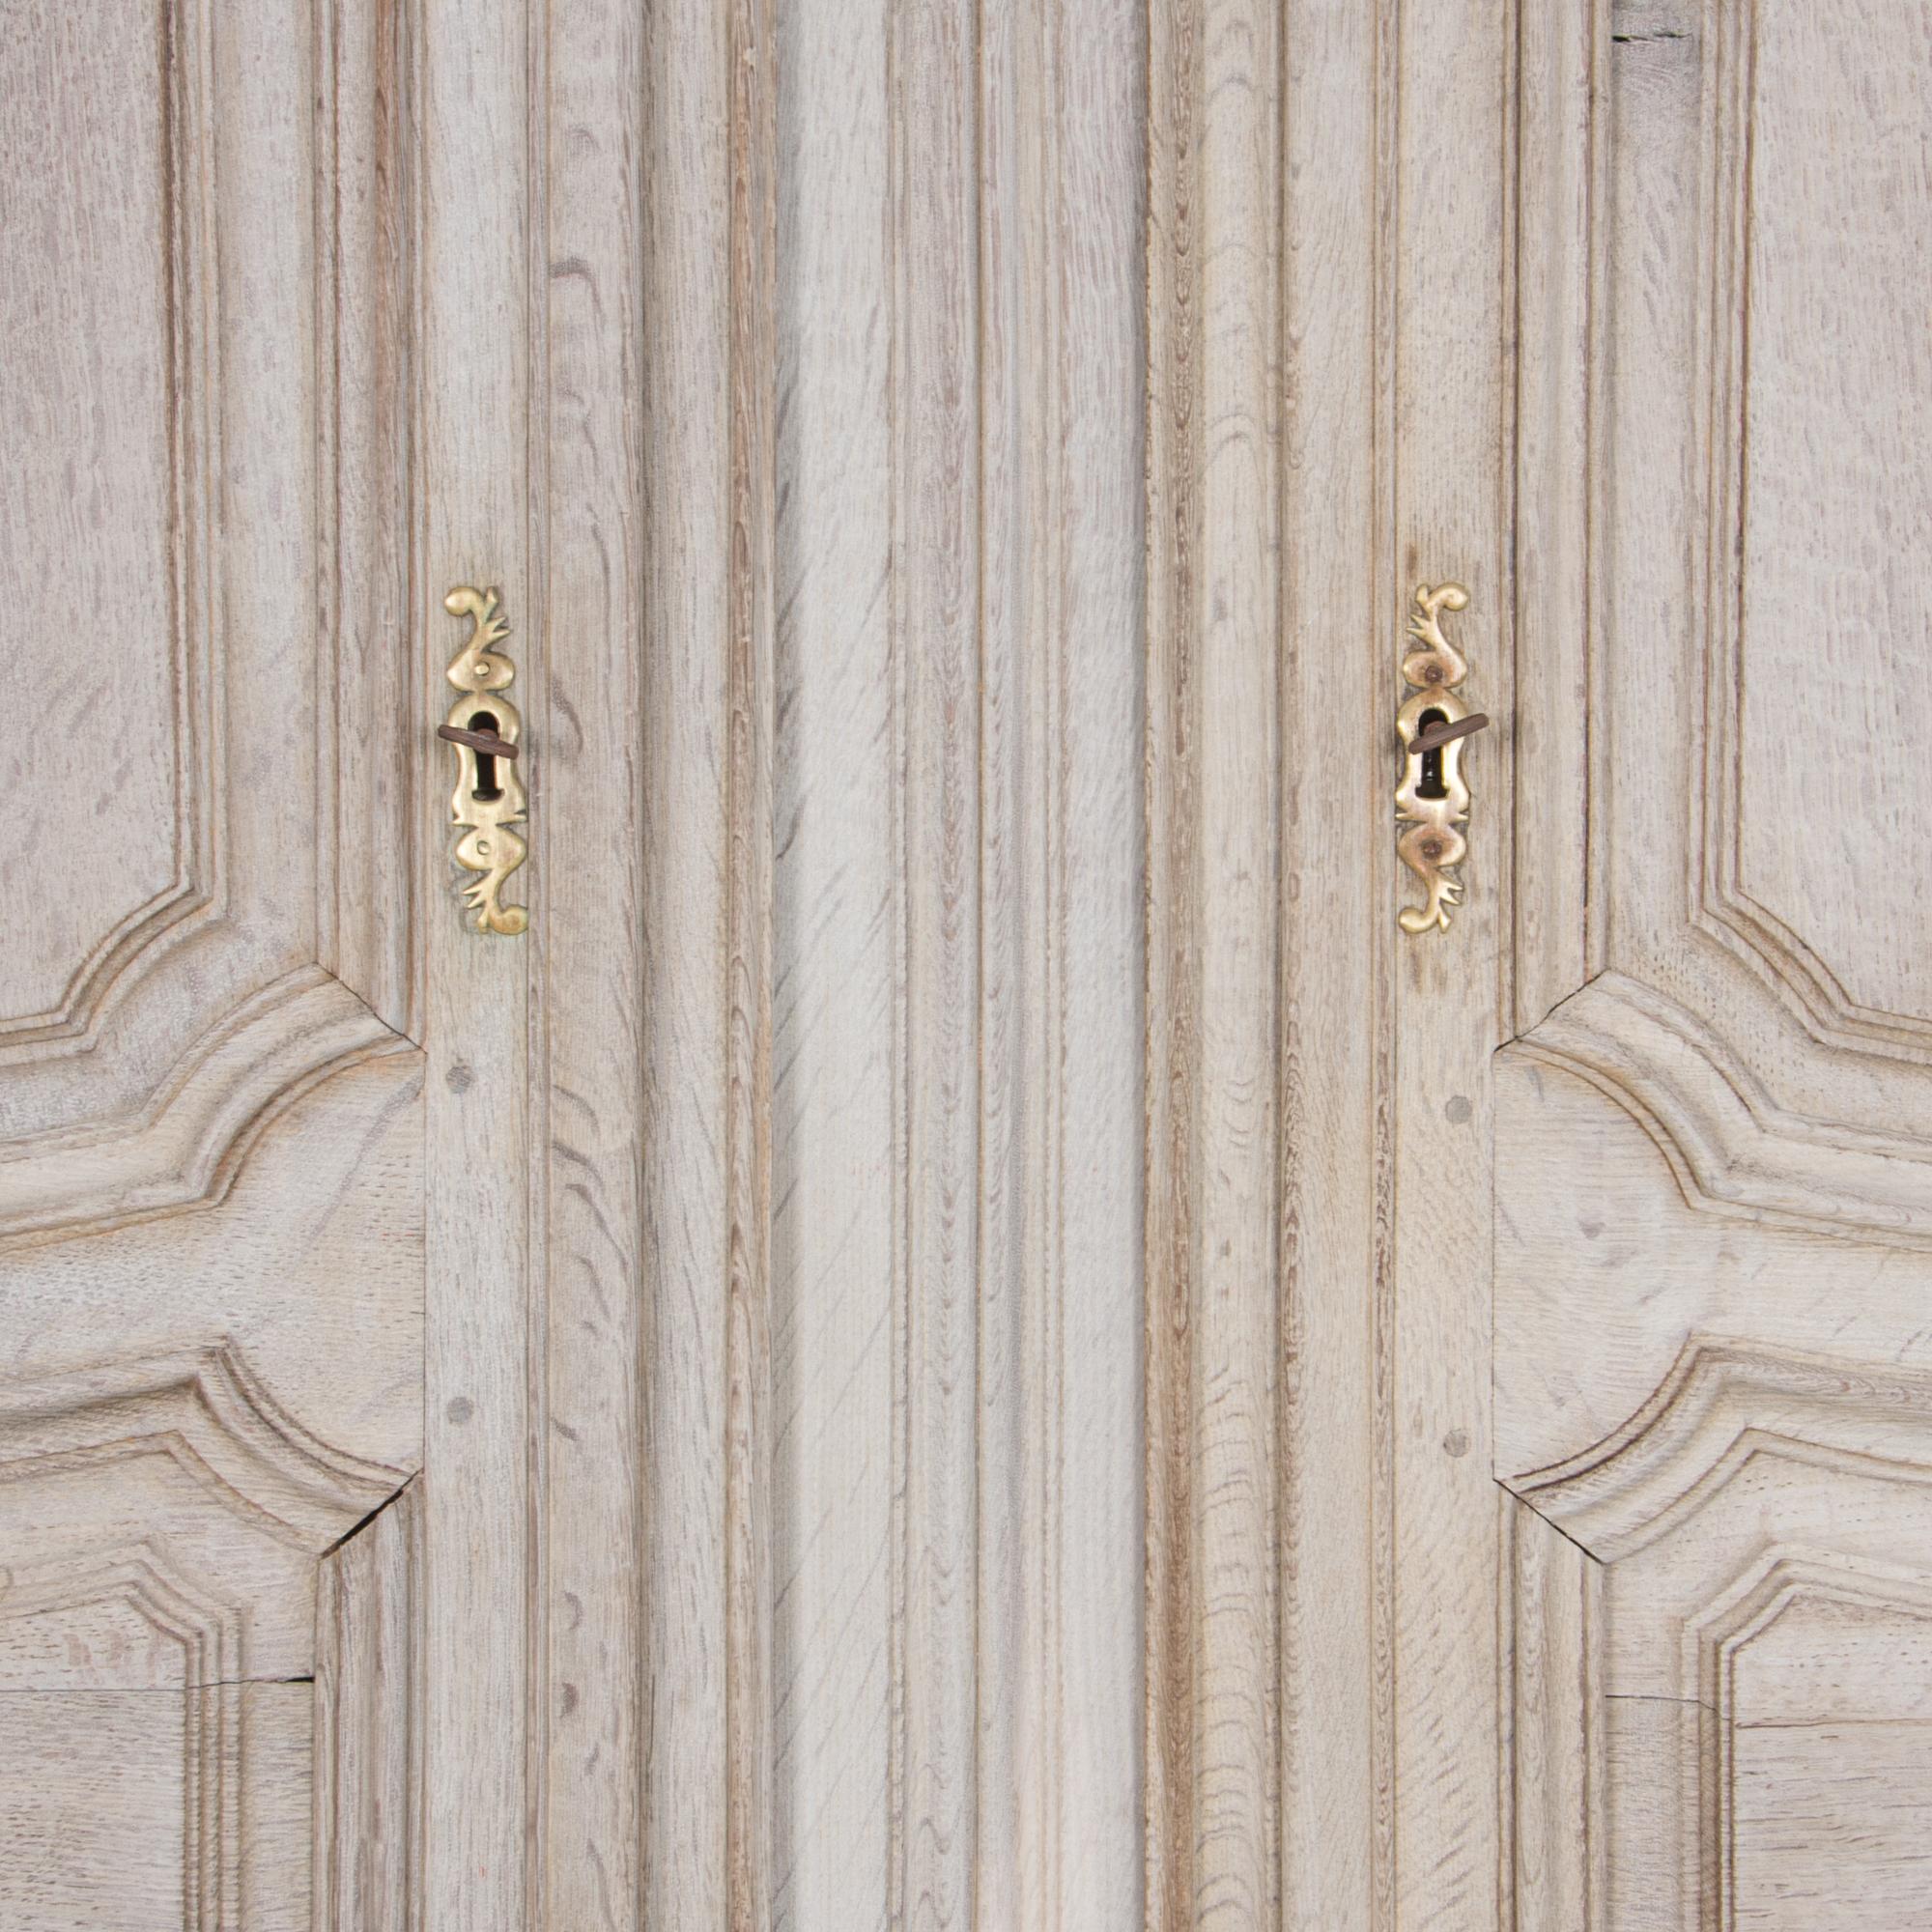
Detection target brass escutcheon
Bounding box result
[440,585,529,936]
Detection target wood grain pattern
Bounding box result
[1146,0,1284,1919]
[890,2,983,1921]
[724,0,779,1921]
[0,1341,404,1557]
[1276,1,1395,1921]
[1516,974,1932,1247]
[1513,0,1932,1152]
[529,1,649,1926]
[0,971,407,1244]
[1502,9,1932,1911]
[1503,1336,1932,1926]
[0,1683,312,1932]
[0,0,415,1185]
[769,0,896,1918]
[418,0,532,1921]
[1,6,436,1920]
[1503,1494,1605,1932]
[0,0,204,1047]
[0,1691,195,1929]
[0,1348,407,1924]
[638,0,733,1918]
[1143,1,1516,1925]
[1512,0,1605,1031]
[1516,1337,1932,1558]
[1732,1721,1932,1929]
[1726,1582,1932,1924]
[976,4,1147,1925]
[317,0,421,1039]
[762,3,1148,1926]
[1494,1044,1932,1478]
[1712,0,1932,1042]
[1389,2,1511,1923]
[315,1480,423,1932]
[17,0,1930,1919]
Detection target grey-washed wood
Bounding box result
[1145,0,1285,1917]
[317,0,422,1037]
[976,6,1147,1924]
[0,1056,421,1474]
[1733,1723,1932,1929]
[418,0,533,1920]
[12,0,1929,1921]
[1513,0,1605,1032]
[532,1,650,1924]
[1501,0,1932,1920]
[1735,0,1930,1024]
[891,0,986,1919]
[1503,1496,1605,1931]
[1389,0,1513,1922]
[769,4,897,1919]
[0,0,441,1924]
[315,1481,423,1932]
[1274,7,1398,1920]
[724,9,779,1928]
[1,0,181,1041]
[0,1685,311,1932]
[0,1694,191,1929]
[637,0,737,1919]
[1145,3,1515,1926]
[0,0,413,1156]
[588,3,1155,1926]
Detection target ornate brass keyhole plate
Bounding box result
[1395,582,1485,935]
[440,584,529,935]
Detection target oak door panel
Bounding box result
[0,0,426,1922]
[1504,3,1932,1920]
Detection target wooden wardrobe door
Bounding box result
[1502,3,1932,1923]
[0,4,420,1923]
[0,2,544,1923]
[20,2,1922,1926]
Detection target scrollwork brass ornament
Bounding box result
[1394,582,1480,935]
[440,585,529,935]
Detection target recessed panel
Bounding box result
[0,1690,185,1930]
[1734,1720,1932,1927]
[0,1,184,1033]
[1731,1595,1932,1926]
[1738,3,1932,1024]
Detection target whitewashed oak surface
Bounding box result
[1499,1,1932,1926]
[4,0,1930,1927]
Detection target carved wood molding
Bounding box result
[1690,0,1932,1062]
[1510,1333,1932,1561]
[313,0,420,1037]
[1501,1497,1602,1932]
[0,1539,250,1927]
[1514,972,1932,1248]
[2,0,421,1278]
[0,1370,414,1925]
[1506,1495,1932,1929]
[0,0,220,1054]
[0,968,408,1245]
[315,1479,422,1932]
[1508,16,1932,1912]
[1685,1547,1932,1926]
[1690,1543,1932,1722]
[1514,0,1932,1068]
[0,1339,408,1550]
[5,0,417,1069]
[0,1541,243,1690]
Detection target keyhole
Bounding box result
[1415,708,1448,801]
[469,711,504,803]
